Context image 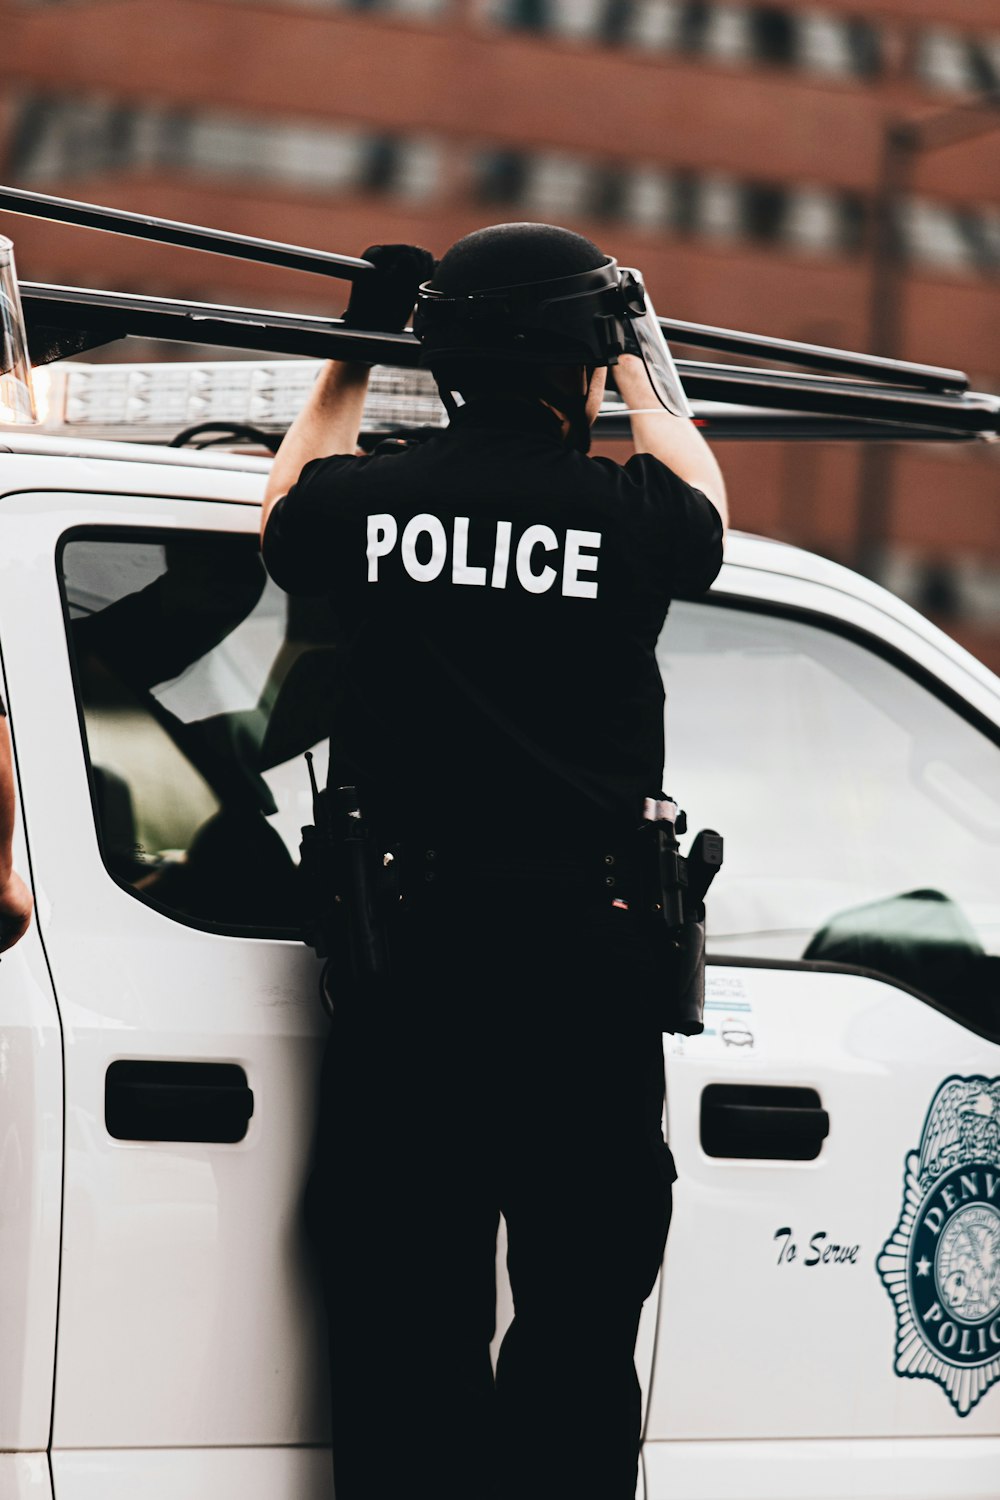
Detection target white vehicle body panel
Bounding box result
[49,1449,332,1500]
[0,477,330,1464]
[0,440,997,1498]
[0,1454,53,1500]
[643,1435,1000,1500]
[0,779,62,1451]
[651,967,1000,1439]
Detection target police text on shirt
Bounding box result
[367,513,602,599]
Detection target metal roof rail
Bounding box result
[2,184,997,441]
[0,185,372,281]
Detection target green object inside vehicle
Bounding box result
[804,888,999,1033]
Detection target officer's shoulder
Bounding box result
[582,448,683,498]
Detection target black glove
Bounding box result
[342,244,436,334]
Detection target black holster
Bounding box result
[299,782,397,1010]
[636,808,722,1037]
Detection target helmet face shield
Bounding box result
[0,238,37,425]
[619,268,693,419]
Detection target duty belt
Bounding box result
[298,770,723,1036]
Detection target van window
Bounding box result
[661,601,1000,1031]
[60,529,338,936]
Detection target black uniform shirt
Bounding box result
[263,399,723,852]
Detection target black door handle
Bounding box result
[106,1060,254,1143]
[700,1084,829,1160]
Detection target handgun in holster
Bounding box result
[638,798,723,1036]
[299,755,396,1011]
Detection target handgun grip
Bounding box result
[688,829,724,905]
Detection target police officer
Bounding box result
[260,224,726,1500]
[0,691,32,952]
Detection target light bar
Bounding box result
[26,360,447,443]
[0,237,36,424]
[14,358,996,448]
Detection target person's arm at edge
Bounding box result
[0,716,32,952]
[614,354,728,537]
[260,360,372,542]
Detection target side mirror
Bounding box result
[0,237,37,424]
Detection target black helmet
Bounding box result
[414,222,629,371]
[414,221,692,419]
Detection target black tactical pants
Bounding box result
[304,887,675,1500]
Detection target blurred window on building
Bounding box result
[621,167,678,230]
[795,12,856,77]
[232,0,451,15]
[360,135,401,193]
[8,95,135,179]
[842,16,882,79]
[962,207,1000,274]
[524,152,596,218]
[749,6,795,66]
[742,181,788,243]
[484,0,884,80]
[888,554,1000,634]
[703,4,754,63]
[900,198,978,274]
[983,36,1000,86]
[929,28,1000,94]
[962,561,1000,631]
[548,0,605,40]
[489,0,549,30]
[6,94,442,203]
[677,0,711,54]
[599,0,633,45]
[391,137,444,200]
[186,115,371,190]
[696,173,743,242]
[781,187,865,255]
[783,186,843,253]
[625,0,685,51]
[671,168,699,233]
[475,146,530,204]
[386,0,450,15]
[836,191,867,254]
[590,163,629,221]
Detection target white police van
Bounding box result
[1,191,998,1500]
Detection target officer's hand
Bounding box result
[0,869,32,953]
[342,244,436,333]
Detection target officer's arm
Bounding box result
[614,354,728,536]
[0,717,32,952]
[260,360,370,540]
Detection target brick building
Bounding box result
[1,0,998,663]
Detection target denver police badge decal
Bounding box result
[878,1076,1000,1416]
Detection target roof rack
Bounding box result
[2,184,997,443]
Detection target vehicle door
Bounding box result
[0,612,63,1500]
[0,479,337,1500]
[643,567,1000,1500]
